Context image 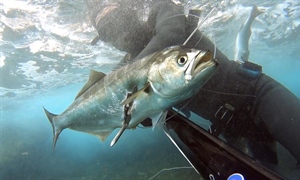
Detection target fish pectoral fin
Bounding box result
[75,70,106,99]
[121,83,150,106]
[150,111,168,130]
[173,107,191,118]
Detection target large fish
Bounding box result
[43,45,218,148]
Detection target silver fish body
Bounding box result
[43,45,218,148]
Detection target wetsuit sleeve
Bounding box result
[135,1,230,62]
[252,74,300,163]
[135,2,187,59]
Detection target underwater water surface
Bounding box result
[1,0,300,179]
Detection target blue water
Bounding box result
[1,0,300,179]
[1,83,197,179]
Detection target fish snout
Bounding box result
[189,50,217,78]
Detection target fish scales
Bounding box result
[43,46,218,148]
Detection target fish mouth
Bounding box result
[185,50,217,81]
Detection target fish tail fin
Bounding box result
[43,107,62,149]
[251,5,265,18]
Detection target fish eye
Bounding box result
[177,56,188,65]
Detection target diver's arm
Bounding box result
[135,2,186,59]
[252,74,300,163]
[138,1,229,62]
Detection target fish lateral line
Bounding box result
[121,83,151,106]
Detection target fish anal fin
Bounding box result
[75,70,106,99]
[93,131,112,142]
[121,83,150,105]
[100,136,107,142]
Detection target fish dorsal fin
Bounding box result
[121,83,150,105]
[75,70,106,99]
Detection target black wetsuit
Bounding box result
[87,1,300,165]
